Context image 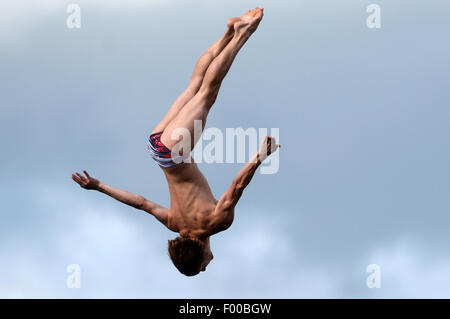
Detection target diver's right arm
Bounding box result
[71,170,169,226]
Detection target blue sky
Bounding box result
[1,0,450,298]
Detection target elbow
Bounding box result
[135,196,146,210]
[234,181,245,192]
[231,182,245,198]
[232,179,244,189]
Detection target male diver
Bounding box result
[72,7,280,276]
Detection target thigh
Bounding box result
[151,78,203,134]
[160,91,212,152]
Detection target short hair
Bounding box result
[168,236,205,276]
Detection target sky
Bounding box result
[1,0,450,298]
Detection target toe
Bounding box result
[257,8,264,18]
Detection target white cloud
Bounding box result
[0,1,58,45]
[365,240,450,298]
[2,183,450,298]
[0,0,172,46]
[0,184,341,298]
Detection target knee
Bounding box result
[200,79,220,96]
[200,85,219,104]
[188,76,204,94]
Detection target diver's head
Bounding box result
[168,236,213,276]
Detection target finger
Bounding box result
[83,170,90,178]
[277,144,281,148]
[76,172,86,182]
[74,175,82,183]
[72,174,81,184]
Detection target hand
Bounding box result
[72,170,100,190]
[258,136,280,162]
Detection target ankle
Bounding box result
[225,25,234,35]
[224,28,234,41]
[233,31,250,43]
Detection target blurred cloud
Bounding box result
[2,184,450,298]
[364,241,450,298]
[0,185,337,298]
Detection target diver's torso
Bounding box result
[162,162,222,236]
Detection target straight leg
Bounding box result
[151,21,237,134]
[160,8,264,153]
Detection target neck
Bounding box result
[197,236,210,247]
[180,229,210,243]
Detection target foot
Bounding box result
[227,17,240,31]
[233,7,264,37]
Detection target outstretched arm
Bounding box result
[71,170,169,226]
[216,136,280,212]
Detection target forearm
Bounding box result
[217,154,262,211]
[233,153,261,188]
[96,183,145,209]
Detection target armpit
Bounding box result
[166,212,180,232]
[210,209,235,234]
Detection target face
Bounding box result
[199,247,214,272]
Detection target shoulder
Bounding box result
[167,210,180,233]
[209,205,235,233]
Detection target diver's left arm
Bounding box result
[216,136,280,211]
